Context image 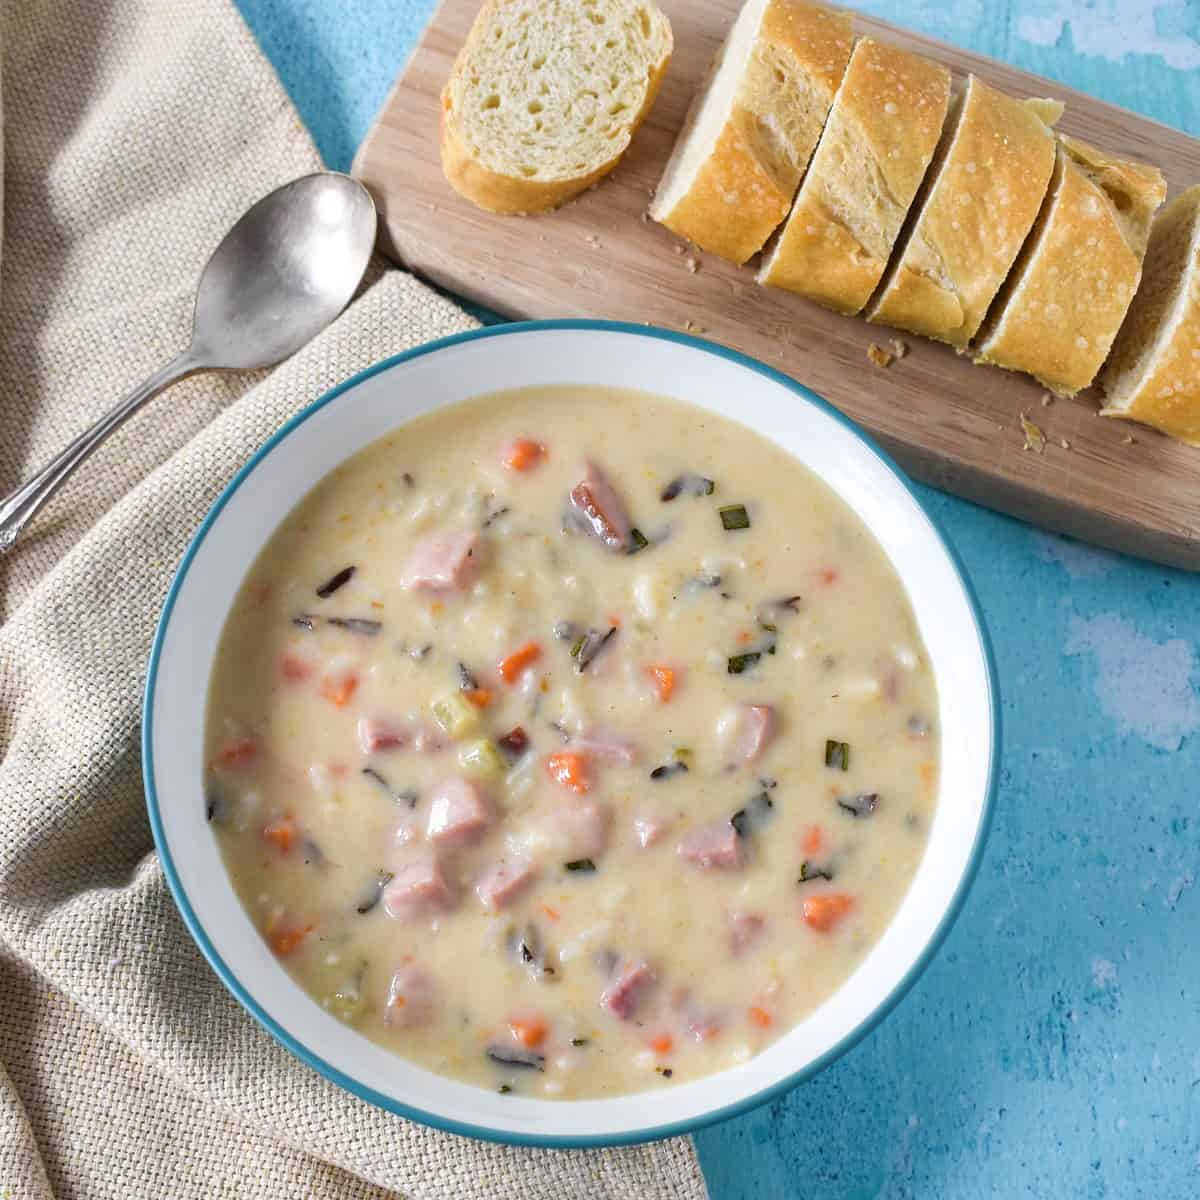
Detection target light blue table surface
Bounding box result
[236,2,1200,1194]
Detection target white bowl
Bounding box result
[144,321,999,1146]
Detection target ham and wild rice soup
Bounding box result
[205,384,939,1099]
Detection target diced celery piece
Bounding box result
[327,962,367,1022]
[457,738,506,778]
[431,692,479,739]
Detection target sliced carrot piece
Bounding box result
[545,752,590,794]
[748,1006,773,1029]
[268,923,313,957]
[263,815,298,853]
[498,641,542,684]
[503,438,547,472]
[817,566,840,586]
[465,687,493,708]
[279,653,312,683]
[319,672,358,707]
[919,761,936,787]
[645,665,677,703]
[802,825,824,856]
[736,630,753,645]
[540,903,560,921]
[509,1015,547,1048]
[803,893,854,933]
[215,737,258,770]
[648,1032,674,1055]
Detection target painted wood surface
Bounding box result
[351,0,1200,569]
[239,2,1200,1196]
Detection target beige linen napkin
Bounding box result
[0,2,709,1196]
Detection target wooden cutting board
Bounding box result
[353,0,1200,570]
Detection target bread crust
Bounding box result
[440,0,672,216]
[759,37,951,314]
[1101,186,1200,444]
[974,136,1167,395]
[652,0,853,264]
[867,77,1059,347]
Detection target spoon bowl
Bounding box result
[192,173,377,369]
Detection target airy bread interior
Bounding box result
[447,0,672,185]
[650,0,767,220]
[1102,190,1200,413]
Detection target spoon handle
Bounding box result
[0,351,200,554]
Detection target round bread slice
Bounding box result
[973,135,1167,396]
[1101,185,1200,445]
[649,0,853,265]
[757,37,952,315]
[440,0,673,216]
[866,76,1061,348]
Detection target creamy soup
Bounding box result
[205,385,939,1100]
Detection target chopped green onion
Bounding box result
[719,504,750,531]
[628,527,650,554]
[565,858,597,872]
[824,739,850,771]
[727,651,761,675]
[569,634,586,658]
[570,1037,590,1047]
[498,1084,513,1094]
[837,792,880,818]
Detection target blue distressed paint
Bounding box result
[234,1,1200,1193]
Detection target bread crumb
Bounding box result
[684,319,707,334]
[1020,413,1046,454]
[1040,392,1054,407]
[1059,438,1071,450]
[584,233,602,249]
[673,243,686,256]
[867,343,894,369]
[685,257,700,274]
[639,210,650,224]
[888,338,908,359]
[1121,434,1136,445]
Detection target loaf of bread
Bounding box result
[441,0,673,215]
[649,0,853,265]
[1100,185,1200,444]
[974,135,1167,395]
[757,37,951,314]
[867,77,1061,347]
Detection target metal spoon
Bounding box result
[0,171,376,552]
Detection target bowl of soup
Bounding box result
[144,320,998,1145]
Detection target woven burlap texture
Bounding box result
[0,1,709,1196]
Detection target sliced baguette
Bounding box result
[1101,185,1200,444]
[441,0,673,215]
[974,135,1167,395]
[757,37,951,314]
[649,0,853,265]
[867,77,1061,347]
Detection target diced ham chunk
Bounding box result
[677,821,745,870]
[633,813,672,849]
[549,798,611,860]
[426,777,493,848]
[357,717,410,754]
[569,461,632,552]
[728,911,766,957]
[475,856,539,911]
[384,964,437,1028]
[400,528,483,592]
[600,959,656,1021]
[574,731,640,766]
[382,856,454,919]
[718,703,778,766]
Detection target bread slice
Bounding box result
[973,136,1167,395]
[867,76,1061,347]
[441,0,673,215]
[649,0,853,265]
[1101,186,1200,444]
[757,37,951,314]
